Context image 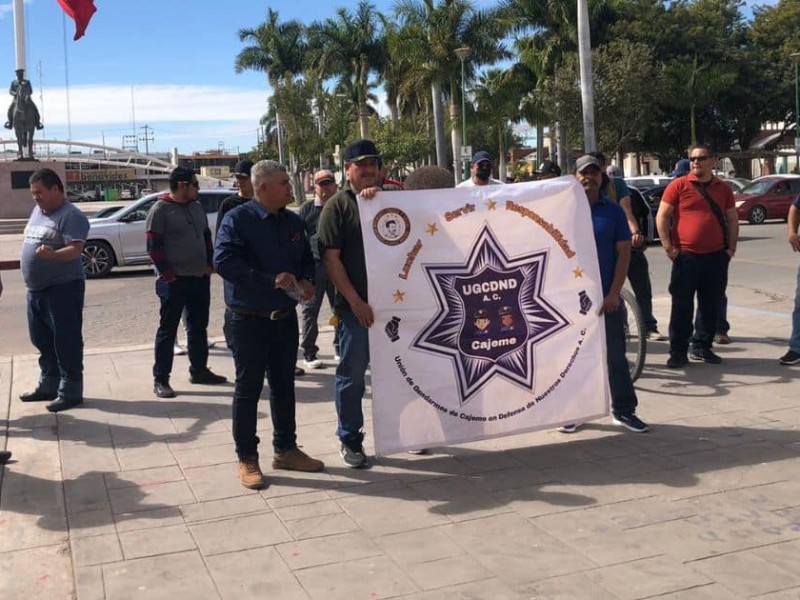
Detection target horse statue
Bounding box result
[12,86,38,160]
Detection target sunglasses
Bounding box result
[689,156,711,162]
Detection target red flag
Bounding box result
[57,0,97,41]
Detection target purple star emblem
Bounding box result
[413,224,570,402]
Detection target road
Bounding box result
[0,220,796,357]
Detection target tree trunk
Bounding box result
[431,81,447,168]
[276,111,285,165]
[358,55,370,138]
[497,128,507,182]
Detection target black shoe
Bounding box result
[340,433,369,468]
[612,412,650,433]
[154,381,176,398]
[46,397,83,412]
[779,350,800,365]
[19,389,58,402]
[666,353,688,369]
[0,450,11,464]
[690,348,722,364]
[189,369,227,384]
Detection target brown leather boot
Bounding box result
[272,448,324,472]
[238,458,265,489]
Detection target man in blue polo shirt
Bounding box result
[215,160,324,490]
[560,155,649,434]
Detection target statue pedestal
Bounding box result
[0,161,66,219]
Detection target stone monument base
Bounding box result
[0,160,66,219]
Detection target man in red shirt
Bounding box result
[656,144,738,368]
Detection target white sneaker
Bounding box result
[303,357,324,369]
[173,343,187,356]
[557,423,581,433]
[334,354,341,363]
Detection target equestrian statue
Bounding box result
[4,68,44,160]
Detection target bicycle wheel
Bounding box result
[619,287,647,382]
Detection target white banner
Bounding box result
[360,178,610,455]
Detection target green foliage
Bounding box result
[235,0,800,174]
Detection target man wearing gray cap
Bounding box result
[457,150,503,187]
[560,155,649,434]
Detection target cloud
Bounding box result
[38,83,270,126]
[0,0,34,20]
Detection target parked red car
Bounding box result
[735,175,800,224]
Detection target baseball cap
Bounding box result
[344,139,381,163]
[536,160,561,176]
[575,155,602,173]
[232,159,254,177]
[471,150,492,165]
[314,171,335,185]
[670,159,691,177]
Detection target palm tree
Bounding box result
[394,0,509,173]
[309,1,384,138]
[473,68,522,180]
[234,9,306,165]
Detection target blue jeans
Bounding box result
[605,308,637,416]
[27,279,85,399]
[791,264,800,352]
[334,310,370,442]
[153,276,210,382]
[230,312,298,458]
[300,261,340,360]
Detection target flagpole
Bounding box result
[13,0,26,70]
[62,13,73,145]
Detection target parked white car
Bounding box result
[81,188,235,278]
[623,175,674,190]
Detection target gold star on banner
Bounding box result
[486,199,497,210]
[426,223,438,235]
[573,267,584,278]
[393,290,405,303]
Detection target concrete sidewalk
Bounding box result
[2,298,800,600]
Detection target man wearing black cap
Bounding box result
[146,166,227,398]
[536,160,562,180]
[298,169,340,369]
[561,155,649,434]
[457,150,503,187]
[318,139,383,468]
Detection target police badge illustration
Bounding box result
[373,208,411,246]
[413,224,570,402]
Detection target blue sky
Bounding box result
[0,0,498,156]
[0,0,775,157]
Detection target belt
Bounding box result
[230,307,294,321]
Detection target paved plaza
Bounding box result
[2,256,800,598]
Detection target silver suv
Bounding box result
[81,188,235,278]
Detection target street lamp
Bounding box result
[455,46,471,183]
[791,52,800,174]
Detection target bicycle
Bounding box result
[619,287,646,382]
